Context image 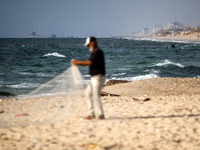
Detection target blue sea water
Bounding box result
[0,38,200,96]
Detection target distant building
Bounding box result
[165,20,184,30]
[152,25,164,33]
[196,26,200,30]
[130,28,150,37]
[141,28,149,35]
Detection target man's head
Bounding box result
[84,37,98,52]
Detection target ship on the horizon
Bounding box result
[26,31,56,38]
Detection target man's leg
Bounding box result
[85,82,95,117]
[91,75,105,117]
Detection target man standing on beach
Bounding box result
[71,37,106,120]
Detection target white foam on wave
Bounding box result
[117,68,132,71]
[144,69,160,74]
[111,73,126,77]
[110,73,159,82]
[136,38,200,44]
[2,83,40,89]
[153,59,184,68]
[84,75,91,77]
[43,52,66,58]
[19,72,54,77]
[19,72,32,75]
[36,73,54,77]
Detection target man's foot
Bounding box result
[84,115,95,120]
[97,115,105,120]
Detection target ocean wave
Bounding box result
[0,83,40,89]
[137,38,200,44]
[117,68,131,71]
[152,59,184,68]
[35,73,54,77]
[144,69,160,74]
[43,52,66,58]
[19,72,32,75]
[19,72,54,77]
[110,73,159,81]
[181,44,200,49]
[84,75,91,77]
[0,73,4,77]
[111,73,126,77]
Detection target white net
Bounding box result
[27,64,85,97]
[0,65,87,128]
[0,65,119,128]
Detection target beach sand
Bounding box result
[0,78,200,150]
[150,33,200,43]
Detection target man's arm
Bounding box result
[71,59,92,66]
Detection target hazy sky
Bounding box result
[0,0,200,38]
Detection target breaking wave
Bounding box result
[43,52,66,58]
[111,73,126,77]
[0,83,40,89]
[138,38,200,44]
[19,72,54,77]
[152,59,184,68]
[111,73,159,81]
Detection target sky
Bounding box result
[0,0,200,38]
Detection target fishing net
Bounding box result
[0,65,87,128]
[0,64,119,128]
[27,64,85,97]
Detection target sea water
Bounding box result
[0,38,200,96]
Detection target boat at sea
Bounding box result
[25,31,56,38]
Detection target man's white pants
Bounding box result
[85,75,105,116]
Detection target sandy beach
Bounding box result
[149,33,200,43]
[0,78,200,150]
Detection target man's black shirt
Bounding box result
[89,48,106,76]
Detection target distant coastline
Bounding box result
[144,32,200,43]
[130,20,200,43]
[129,32,200,44]
[149,27,200,43]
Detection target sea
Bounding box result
[0,38,200,96]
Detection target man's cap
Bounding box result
[84,37,96,46]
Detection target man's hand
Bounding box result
[71,59,78,65]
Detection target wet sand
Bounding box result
[0,78,200,150]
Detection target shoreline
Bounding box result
[0,77,200,149]
[132,33,200,43]
[148,36,200,43]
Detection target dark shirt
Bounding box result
[89,48,106,76]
